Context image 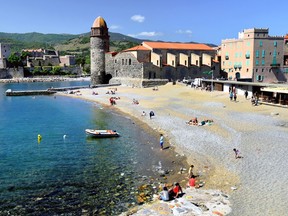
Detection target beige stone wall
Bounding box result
[151,52,161,67]
[202,53,212,66]
[59,55,76,66]
[135,50,150,63]
[179,53,188,67]
[191,53,200,66]
[167,53,176,67]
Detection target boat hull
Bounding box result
[85,129,120,138]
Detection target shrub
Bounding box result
[51,66,62,75]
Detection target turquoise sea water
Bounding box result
[0,81,163,215]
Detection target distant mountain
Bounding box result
[0,31,217,54]
[0,31,142,45]
[0,31,143,53]
[0,32,77,45]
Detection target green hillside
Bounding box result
[0,31,142,54]
[0,32,77,44]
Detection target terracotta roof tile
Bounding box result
[123,45,150,52]
[143,41,213,51]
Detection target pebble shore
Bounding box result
[16,78,287,216]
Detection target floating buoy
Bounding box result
[63,135,67,139]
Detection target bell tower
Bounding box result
[90,16,110,85]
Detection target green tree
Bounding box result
[8,53,21,67]
[20,51,30,60]
[76,56,85,67]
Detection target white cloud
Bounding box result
[131,15,145,23]
[176,29,193,34]
[110,25,121,30]
[128,31,162,38]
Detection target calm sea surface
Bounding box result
[0,81,164,215]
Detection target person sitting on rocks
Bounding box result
[169,182,183,199]
[158,186,169,201]
[187,176,196,188]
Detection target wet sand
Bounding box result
[59,83,288,216]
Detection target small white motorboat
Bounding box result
[85,129,120,138]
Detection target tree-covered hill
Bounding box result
[0,31,143,53]
[0,32,77,44]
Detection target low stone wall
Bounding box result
[0,76,89,83]
[0,68,24,79]
[109,77,169,88]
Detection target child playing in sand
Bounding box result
[233,148,242,159]
[187,176,196,187]
[188,164,194,178]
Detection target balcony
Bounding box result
[234,64,242,69]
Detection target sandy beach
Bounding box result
[58,82,288,216]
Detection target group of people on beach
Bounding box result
[141,110,155,119]
[109,97,120,105]
[229,86,237,101]
[158,164,200,201]
[186,117,214,126]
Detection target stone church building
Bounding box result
[90,16,219,87]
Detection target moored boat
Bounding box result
[85,129,120,138]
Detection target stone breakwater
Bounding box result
[0,76,90,83]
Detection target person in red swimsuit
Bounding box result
[187,177,196,187]
[169,182,183,198]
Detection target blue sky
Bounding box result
[1,0,287,45]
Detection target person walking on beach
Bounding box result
[233,92,237,101]
[229,91,233,101]
[149,111,155,119]
[244,90,248,99]
[159,134,164,150]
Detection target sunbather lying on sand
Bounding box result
[186,117,198,125]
